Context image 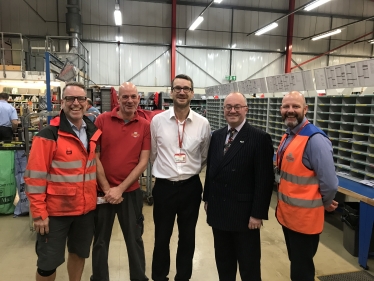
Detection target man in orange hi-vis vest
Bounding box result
[24,82,101,281]
[275,91,338,281]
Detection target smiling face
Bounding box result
[61,85,87,126]
[118,82,140,118]
[171,78,194,109]
[223,92,248,128]
[280,91,308,129]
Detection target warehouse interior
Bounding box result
[1,0,374,280]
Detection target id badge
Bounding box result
[97,197,108,205]
[174,153,186,163]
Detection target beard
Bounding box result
[282,113,304,128]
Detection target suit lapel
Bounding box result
[212,123,250,178]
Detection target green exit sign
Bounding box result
[225,75,236,81]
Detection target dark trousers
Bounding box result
[91,188,148,281]
[151,175,202,281]
[212,227,261,281]
[282,226,319,281]
[0,126,13,141]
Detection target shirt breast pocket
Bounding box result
[184,136,201,154]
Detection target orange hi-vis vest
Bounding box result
[24,111,101,220]
[276,123,328,234]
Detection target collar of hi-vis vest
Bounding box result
[277,117,309,167]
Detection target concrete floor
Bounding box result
[1,173,374,280]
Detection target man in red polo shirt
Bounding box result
[90,82,150,281]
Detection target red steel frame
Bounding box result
[285,0,296,73]
[171,0,176,81]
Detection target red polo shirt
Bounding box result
[95,106,151,192]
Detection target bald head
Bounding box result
[224,92,248,128]
[224,92,246,106]
[118,82,140,118]
[280,91,308,129]
[283,91,306,106]
[119,82,137,94]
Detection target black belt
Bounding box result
[156,174,199,187]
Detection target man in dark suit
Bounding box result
[203,92,274,281]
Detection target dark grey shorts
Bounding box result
[35,211,95,270]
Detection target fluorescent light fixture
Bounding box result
[231,44,237,48]
[304,0,331,11]
[214,0,223,3]
[189,16,204,31]
[115,36,123,42]
[114,4,122,26]
[312,29,341,41]
[369,39,374,44]
[255,22,278,36]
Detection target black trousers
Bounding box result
[91,188,148,281]
[151,175,202,281]
[212,227,261,281]
[282,226,320,281]
[0,126,13,141]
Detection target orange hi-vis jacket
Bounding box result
[24,111,101,220]
[276,123,328,235]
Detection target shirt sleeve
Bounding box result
[10,106,18,120]
[141,120,151,151]
[200,120,211,168]
[303,133,338,207]
[150,117,158,164]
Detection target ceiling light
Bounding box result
[304,0,331,11]
[114,4,122,26]
[189,16,204,31]
[255,23,278,36]
[312,29,341,41]
[214,0,223,3]
[369,39,374,44]
[231,44,236,48]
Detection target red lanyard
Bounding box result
[276,121,309,168]
[176,119,186,149]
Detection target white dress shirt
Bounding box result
[151,108,211,181]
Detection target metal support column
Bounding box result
[285,0,295,73]
[229,8,234,82]
[171,0,176,81]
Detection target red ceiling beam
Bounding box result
[171,0,176,81]
[285,0,295,73]
[291,31,373,71]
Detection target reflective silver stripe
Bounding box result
[47,174,83,183]
[25,184,46,193]
[24,170,48,179]
[86,159,96,168]
[84,172,96,181]
[51,160,82,169]
[280,170,319,185]
[278,192,323,208]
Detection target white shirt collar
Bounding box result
[227,119,246,133]
[169,107,193,122]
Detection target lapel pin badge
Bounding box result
[240,140,244,143]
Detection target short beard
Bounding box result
[283,115,303,128]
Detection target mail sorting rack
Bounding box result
[206,99,224,131]
[246,98,268,133]
[315,95,374,181]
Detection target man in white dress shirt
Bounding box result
[150,74,211,281]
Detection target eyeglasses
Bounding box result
[223,105,248,111]
[63,96,87,103]
[172,86,193,93]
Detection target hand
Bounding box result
[204,202,208,212]
[248,216,262,230]
[34,217,50,235]
[325,200,338,212]
[104,187,124,204]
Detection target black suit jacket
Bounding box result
[203,122,275,232]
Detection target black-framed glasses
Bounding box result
[223,105,248,111]
[172,86,193,93]
[64,96,87,103]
